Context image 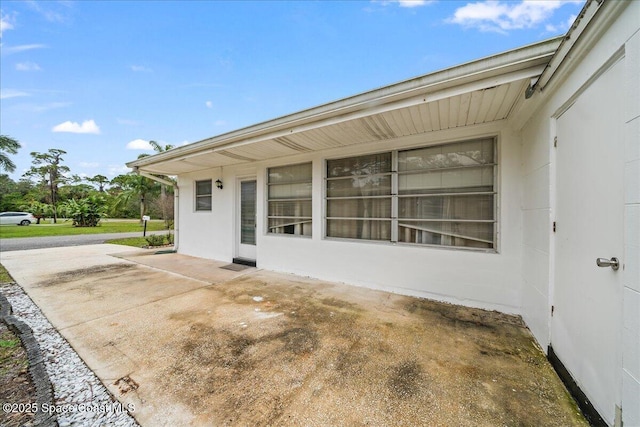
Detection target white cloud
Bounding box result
[214,120,226,126]
[397,0,432,8]
[52,119,101,134]
[1,44,47,55]
[126,139,153,150]
[1,13,14,37]
[79,161,99,168]
[448,1,583,33]
[16,61,41,71]
[107,164,131,177]
[205,101,213,108]
[564,13,578,30]
[130,65,152,72]
[25,1,71,23]
[372,0,433,8]
[16,102,71,113]
[0,89,30,99]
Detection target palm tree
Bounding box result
[149,140,174,154]
[110,173,159,223]
[0,135,21,173]
[144,141,175,225]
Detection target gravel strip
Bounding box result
[1,283,138,427]
[1,292,57,427]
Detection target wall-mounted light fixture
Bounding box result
[215,179,223,190]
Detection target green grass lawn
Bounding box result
[0,219,168,239]
[0,264,13,283]
[105,236,150,247]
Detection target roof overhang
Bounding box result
[530,0,628,94]
[127,37,562,176]
[509,0,629,131]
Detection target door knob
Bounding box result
[596,257,620,271]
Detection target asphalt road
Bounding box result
[0,230,168,252]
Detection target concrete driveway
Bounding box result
[1,245,587,426]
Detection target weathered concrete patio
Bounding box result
[0,244,587,426]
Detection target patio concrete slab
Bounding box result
[0,244,588,426]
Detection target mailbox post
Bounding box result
[142,215,150,236]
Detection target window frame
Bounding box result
[266,162,313,237]
[324,138,498,252]
[194,179,213,212]
[325,150,394,242]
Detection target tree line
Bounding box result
[0,135,174,227]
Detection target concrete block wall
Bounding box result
[520,4,640,423]
[622,28,640,427]
[519,107,553,348]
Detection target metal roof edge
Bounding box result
[127,36,562,169]
[532,0,629,93]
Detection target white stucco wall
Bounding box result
[177,122,524,313]
[519,2,640,424]
[263,127,523,313]
[177,165,253,262]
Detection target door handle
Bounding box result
[596,257,620,271]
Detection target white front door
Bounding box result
[237,179,257,261]
[552,58,624,425]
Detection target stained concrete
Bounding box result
[0,244,588,426]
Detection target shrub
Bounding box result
[145,234,166,246]
[145,233,173,247]
[59,194,107,227]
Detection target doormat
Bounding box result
[220,263,251,272]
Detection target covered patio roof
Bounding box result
[127,37,562,176]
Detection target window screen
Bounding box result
[326,153,392,241]
[397,139,496,249]
[325,138,496,249]
[195,180,212,211]
[267,163,312,236]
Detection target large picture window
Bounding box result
[195,180,212,211]
[267,163,312,236]
[325,138,496,249]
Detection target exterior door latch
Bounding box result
[596,257,620,271]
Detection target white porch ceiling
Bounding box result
[136,80,528,175]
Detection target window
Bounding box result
[326,153,392,240]
[397,139,496,249]
[325,138,496,249]
[195,180,212,211]
[267,163,312,236]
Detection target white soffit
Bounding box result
[140,80,530,175]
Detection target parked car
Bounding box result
[0,212,37,226]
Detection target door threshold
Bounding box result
[232,257,256,267]
[547,346,608,427]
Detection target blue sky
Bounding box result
[1,0,585,181]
